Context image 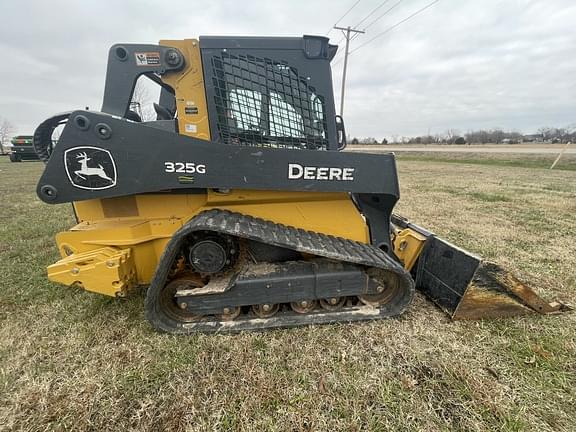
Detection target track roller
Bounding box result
[291,300,317,314]
[252,303,280,318]
[319,297,347,311]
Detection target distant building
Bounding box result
[522,134,543,143]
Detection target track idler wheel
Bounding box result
[359,269,405,307]
[160,276,204,323]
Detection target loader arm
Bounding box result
[37,109,400,251]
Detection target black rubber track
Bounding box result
[145,209,415,334]
[33,112,71,163]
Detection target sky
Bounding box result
[0,0,575,140]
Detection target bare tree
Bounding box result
[420,135,436,145]
[359,137,378,144]
[0,118,15,154]
[537,127,552,142]
[566,124,576,142]
[492,128,504,144]
[536,126,574,143]
[444,129,461,144]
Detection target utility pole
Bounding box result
[334,25,365,117]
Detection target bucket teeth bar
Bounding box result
[392,215,571,319]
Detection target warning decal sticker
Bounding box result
[185,124,198,133]
[135,52,161,66]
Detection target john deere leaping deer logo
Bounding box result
[64,146,117,190]
[74,152,114,182]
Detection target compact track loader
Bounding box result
[33,36,568,333]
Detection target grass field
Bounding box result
[0,154,575,431]
[394,151,576,172]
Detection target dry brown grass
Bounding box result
[0,156,574,431]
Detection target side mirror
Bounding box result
[335,115,346,150]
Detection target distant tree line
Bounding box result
[350,125,576,145]
[350,137,388,145]
[535,127,575,143]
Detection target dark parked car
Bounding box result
[9,135,39,162]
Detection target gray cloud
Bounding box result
[1,0,574,139]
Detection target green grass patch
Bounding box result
[468,191,512,202]
[395,152,576,171]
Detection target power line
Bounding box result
[346,30,363,45]
[350,0,440,54]
[325,0,362,35]
[331,35,348,61]
[339,0,402,48]
[353,0,392,29]
[331,0,439,66]
[330,38,346,63]
[362,0,404,31]
[330,0,383,59]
